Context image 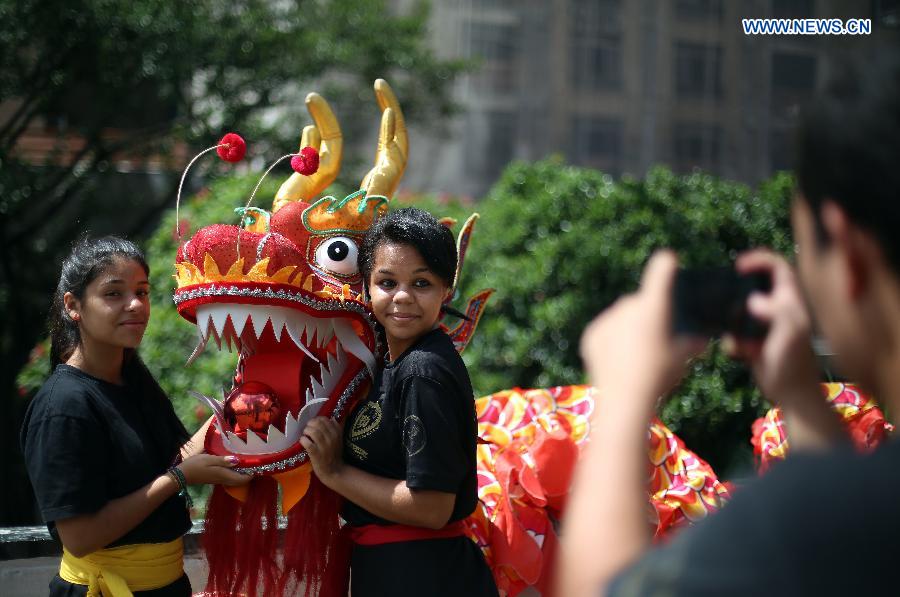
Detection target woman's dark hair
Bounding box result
[49,235,189,458]
[358,207,458,292]
[795,48,900,273]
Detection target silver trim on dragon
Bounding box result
[173,285,371,319]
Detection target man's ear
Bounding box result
[821,200,872,301]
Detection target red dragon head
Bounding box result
[172,80,490,514]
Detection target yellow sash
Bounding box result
[58,538,184,596]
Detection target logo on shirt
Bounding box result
[402,415,426,456]
[350,402,382,441]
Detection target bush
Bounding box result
[454,158,795,476]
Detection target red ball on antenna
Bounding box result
[216,133,246,163]
[290,146,319,175]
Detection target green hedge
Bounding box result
[452,158,794,475]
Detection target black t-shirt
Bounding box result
[20,364,191,547]
[609,438,900,596]
[341,329,497,597]
[343,327,478,527]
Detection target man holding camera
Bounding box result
[559,52,900,596]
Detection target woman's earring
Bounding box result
[70,312,80,321]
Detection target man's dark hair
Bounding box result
[358,207,458,292]
[795,47,900,273]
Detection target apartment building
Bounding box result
[396,0,900,197]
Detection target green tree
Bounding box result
[454,159,795,476]
[2,0,464,524]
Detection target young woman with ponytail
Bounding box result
[21,235,251,596]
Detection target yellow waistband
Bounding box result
[59,537,184,597]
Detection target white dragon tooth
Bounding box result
[284,410,300,441]
[285,318,305,349]
[305,387,314,405]
[245,429,268,452]
[316,319,334,347]
[224,430,248,452]
[333,319,376,377]
[185,333,208,367]
[265,424,287,452]
[188,390,227,431]
[296,398,328,435]
[250,312,267,339]
[286,319,319,363]
[207,306,230,340]
[320,354,340,396]
[269,311,287,341]
[209,325,222,351]
[303,318,316,345]
[230,306,251,338]
[310,378,326,399]
[327,349,339,372]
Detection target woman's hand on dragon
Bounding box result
[300,416,346,486]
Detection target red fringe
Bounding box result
[203,477,280,596]
[280,475,350,597]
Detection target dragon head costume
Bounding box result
[172,80,490,596]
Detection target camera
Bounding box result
[672,267,772,338]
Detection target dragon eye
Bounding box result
[315,237,359,275]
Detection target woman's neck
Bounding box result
[66,344,125,385]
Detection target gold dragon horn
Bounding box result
[273,92,343,213]
[360,79,408,200]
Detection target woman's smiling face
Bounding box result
[66,258,151,354]
[368,242,449,360]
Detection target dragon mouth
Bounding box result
[176,283,377,462]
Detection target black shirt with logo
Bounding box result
[342,328,497,596]
[343,327,478,526]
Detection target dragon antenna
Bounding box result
[175,132,246,243]
[236,146,319,253]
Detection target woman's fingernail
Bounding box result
[225,455,239,464]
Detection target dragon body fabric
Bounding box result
[173,81,887,596]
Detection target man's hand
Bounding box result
[726,250,842,449]
[580,250,707,407]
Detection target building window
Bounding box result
[571,0,621,37]
[467,22,519,94]
[675,0,724,21]
[673,123,723,171]
[769,128,794,172]
[674,42,724,99]
[570,116,623,172]
[770,0,814,19]
[571,35,623,91]
[771,52,817,119]
[466,111,516,182]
